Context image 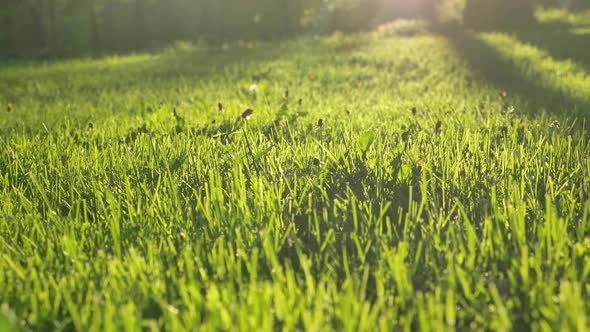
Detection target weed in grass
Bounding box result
[317,118,324,128]
[241,108,254,120]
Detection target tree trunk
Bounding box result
[135,0,146,49]
[283,0,302,37]
[47,0,57,50]
[87,0,100,51]
[103,0,115,50]
[30,0,47,53]
[419,0,438,23]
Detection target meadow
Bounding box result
[1,9,590,331]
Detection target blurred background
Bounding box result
[0,0,588,58]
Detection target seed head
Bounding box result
[173,109,184,121]
[500,126,508,136]
[401,130,409,142]
[241,108,254,120]
[435,120,442,135]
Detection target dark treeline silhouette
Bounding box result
[0,0,588,58]
[0,0,437,58]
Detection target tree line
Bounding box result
[0,0,587,58]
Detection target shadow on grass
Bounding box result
[444,29,590,122]
[513,22,590,70]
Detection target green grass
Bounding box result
[1,11,590,331]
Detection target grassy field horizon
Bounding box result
[1,9,590,331]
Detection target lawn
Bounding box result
[1,10,590,331]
